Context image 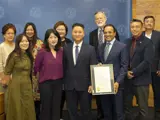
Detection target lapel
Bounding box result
[100,43,106,63]
[130,35,144,60]
[105,40,118,62]
[75,42,85,66]
[94,29,99,47]
[151,30,157,44]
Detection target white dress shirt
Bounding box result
[72,41,83,65]
[145,32,152,39]
[106,38,116,55]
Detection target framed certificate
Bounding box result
[90,64,115,95]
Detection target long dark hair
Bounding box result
[6,34,33,79]
[23,22,38,48]
[44,29,61,51]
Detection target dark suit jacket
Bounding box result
[98,40,128,88]
[89,29,99,53]
[63,42,97,91]
[125,34,154,86]
[143,30,160,72]
[61,37,72,47]
[89,28,120,54]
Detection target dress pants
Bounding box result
[66,89,91,120]
[60,90,66,119]
[39,79,62,120]
[101,90,124,120]
[124,83,149,120]
[151,72,160,120]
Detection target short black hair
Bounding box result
[143,15,155,22]
[130,19,143,26]
[103,24,116,32]
[72,23,84,30]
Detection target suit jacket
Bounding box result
[98,40,128,88]
[63,42,97,91]
[89,29,99,53]
[89,28,120,54]
[61,37,72,47]
[143,30,160,72]
[125,34,154,86]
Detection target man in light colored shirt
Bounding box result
[63,23,97,120]
[143,15,160,120]
[98,24,128,120]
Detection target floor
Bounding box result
[61,107,154,120]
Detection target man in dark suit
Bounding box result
[143,15,160,120]
[89,12,120,120]
[124,19,154,120]
[63,23,97,120]
[98,24,128,120]
[89,11,107,120]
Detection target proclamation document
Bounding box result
[90,64,115,95]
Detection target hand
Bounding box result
[97,63,102,66]
[88,86,92,93]
[114,82,119,94]
[127,71,134,79]
[1,75,11,86]
[156,70,160,77]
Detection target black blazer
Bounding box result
[143,30,160,72]
[125,34,154,86]
[61,38,72,47]
[89,29,99,53]
[63,42,97,91]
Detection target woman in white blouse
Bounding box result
[0,23,16,92]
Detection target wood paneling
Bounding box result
[132,0,160,107]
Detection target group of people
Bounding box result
[0,11,159,120]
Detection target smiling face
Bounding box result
[48,33,58,48]
[19,36,29,51]
[56,25,66,39]
[25,25,35,38]
[95,12,107,28]
[104,26,116,42]
[72,26,85,43]
[3,28,15,42]
[130,21,143,37]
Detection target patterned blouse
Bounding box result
[32,39,43,100]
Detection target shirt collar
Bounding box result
[105,38,116,45]
[73,41,83,48]
[145,32,152,38]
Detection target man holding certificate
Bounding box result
[98,24,128,120]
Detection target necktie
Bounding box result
[99,28,103,45]
[75,45,79,64]
[130,38,136,57]
[104,42,111,61]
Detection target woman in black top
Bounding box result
[53,21,72,120]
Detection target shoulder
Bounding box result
[90,29,98,35]
[115,40,126,48]
[0,42,5,48]
[153,30,160,35]
[65,38,72,43]
[83,43,95,50]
